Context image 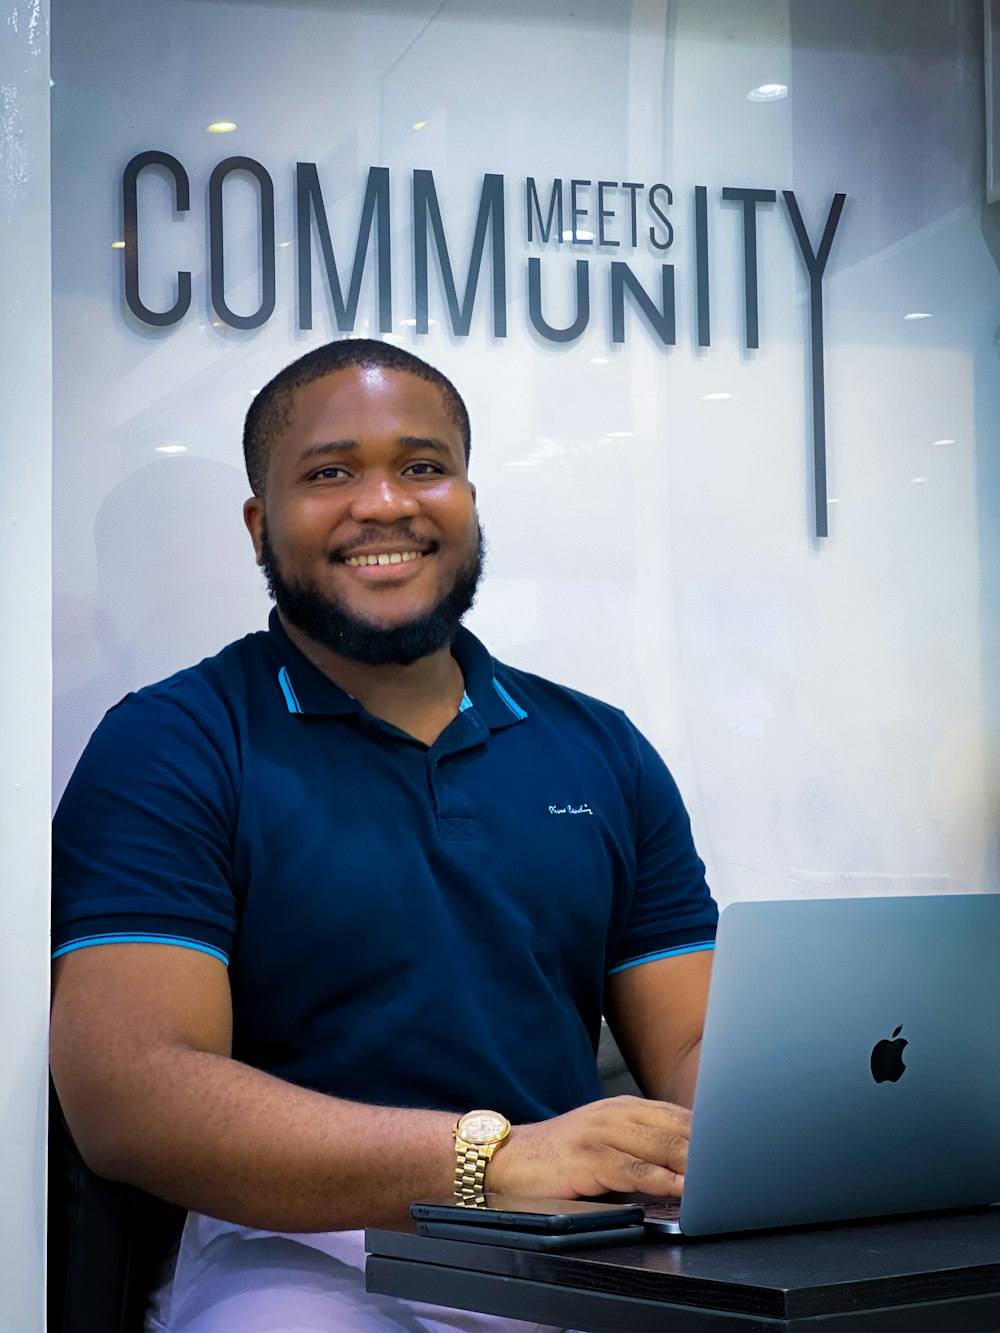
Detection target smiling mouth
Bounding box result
[342,550,427,568]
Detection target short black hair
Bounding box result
[242,338,471,497]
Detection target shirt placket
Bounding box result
[427,710,489,843]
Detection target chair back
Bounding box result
[48,1084,185,1333]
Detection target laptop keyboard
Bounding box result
[642,1198,682,1223]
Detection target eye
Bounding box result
[309,464,349,482]
[404,461,444,477]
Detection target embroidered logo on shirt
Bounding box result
[548,803,594,815]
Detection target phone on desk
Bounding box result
[410,1195,646,1251]
[410,1194,644,1234]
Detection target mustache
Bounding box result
[329,525,440,561]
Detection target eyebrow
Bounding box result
[296,436,455,465]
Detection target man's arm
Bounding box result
[491,951,714,1200]
[51,944,697,1231]
[50,944,458,1231]
[603,949,713,1108]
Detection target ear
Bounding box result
[243,497,266,566]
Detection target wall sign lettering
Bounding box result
[120,153,845,536]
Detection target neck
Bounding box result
[279,612,466,746]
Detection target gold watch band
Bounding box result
[453,1141,495,1204]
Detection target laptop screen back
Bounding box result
[680,894,1000,1236]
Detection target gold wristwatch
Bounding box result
[452,1109,511,1204]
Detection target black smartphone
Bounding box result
[410,1194,644,1234]
[416,1219,647,1251]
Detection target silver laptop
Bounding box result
[645,894,1000,1237]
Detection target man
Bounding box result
[50,339,717,1331]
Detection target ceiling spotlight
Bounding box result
[931,438,956,446]
[590,357,609,365]
[747,83,788,102]
[562,229,595,242]
[111,240,125,249]
[903,312,932,320]
[702,392,734,401]
[207,121,237,133]
[155,444,188,455]
[412,121,427,131]
[910,476,929,484]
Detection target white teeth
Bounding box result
[345,550,423,567]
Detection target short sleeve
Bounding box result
[608,724,718,974]
[52,686,241,965]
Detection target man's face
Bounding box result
[244,365,482,665]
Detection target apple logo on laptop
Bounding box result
[870,1025,907,1083]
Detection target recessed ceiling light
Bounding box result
[702,392,734,401]
[606,431,634,438]
[399,317,438,328]
[903,312,932,320]
[931,438,956,446]
[590,357,609,365]
[828,498,840,505]
[207,121,237,133]
[155,444,187,455]
[747,83,788,102]
[911,476,928,484]
[111,240,125,249]
[412,121,427,131]
[562,229,595,242]
[278,241,291,249]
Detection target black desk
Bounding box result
[366,1210,1000,1330]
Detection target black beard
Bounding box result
[260,523,485,667]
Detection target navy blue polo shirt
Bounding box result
[52,613,716,1123]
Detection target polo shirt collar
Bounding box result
[265,611,528,731]
[266,611,357,716]
[451,626,528,731]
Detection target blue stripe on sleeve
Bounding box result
[52,933,230,966]
[607,940,715,976]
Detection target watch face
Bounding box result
[457,1110,510,1145]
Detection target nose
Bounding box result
[347,470,420,523]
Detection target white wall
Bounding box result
[50,0,1000,908]
[1,0,51,1326]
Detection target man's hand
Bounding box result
[489,1095,689,1200]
